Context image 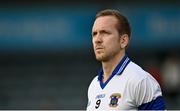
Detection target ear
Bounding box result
[120,34,129,48]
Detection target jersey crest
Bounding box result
[109,93,121,108]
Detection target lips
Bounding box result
[95,46,103,50]
[95,46,104,52]
[96,47,103,50]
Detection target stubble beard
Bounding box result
[95,52,113,62]
[95,48,121,62]
[96,54,107,62]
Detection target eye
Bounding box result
[101,30,111,35]
[92,31,97,37]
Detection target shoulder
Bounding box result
[88,76,98,92]
[125,61,157,84]
[124,61,161,93]
[89,76,98,85]
[125,61,163,106]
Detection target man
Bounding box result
[86,9,165,110]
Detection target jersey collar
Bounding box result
[97,54,131,89]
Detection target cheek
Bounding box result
[106,40,120,51]
[92,38,96,44]
[92,40,95,47]
[92,42,96,49]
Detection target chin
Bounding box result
[95,55,103,61]
[96,57,103,61]
[96,55,108,61]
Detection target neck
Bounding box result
[102,51,125,82]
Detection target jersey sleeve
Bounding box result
[134,75,165,110]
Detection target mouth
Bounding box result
[95,47,104,53]
[95,47,103,50]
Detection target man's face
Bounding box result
[92,16,122,62]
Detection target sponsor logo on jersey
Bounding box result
[95,94,105,99]
[109,93,121,108]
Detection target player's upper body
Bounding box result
[86,54,165,110]
[87,9,165,110]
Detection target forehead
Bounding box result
[92,16,118,31]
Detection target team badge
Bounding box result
[109,93,121,107]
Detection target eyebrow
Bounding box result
[92,29,110,34]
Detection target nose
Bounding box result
[94,34,103,44]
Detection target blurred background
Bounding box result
[0,0,180,109]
